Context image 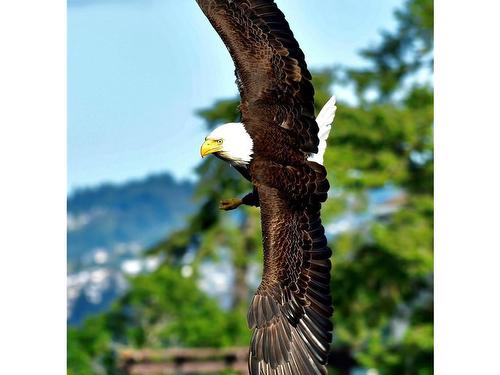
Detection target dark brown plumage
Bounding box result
[195,1,333,374]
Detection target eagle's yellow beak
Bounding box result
[200,139,223,158]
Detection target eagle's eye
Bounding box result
[217,139,223,144]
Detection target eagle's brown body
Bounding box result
[195,1,333,374]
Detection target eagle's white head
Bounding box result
[200,122,253,167]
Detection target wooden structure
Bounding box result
[119,347,249,375]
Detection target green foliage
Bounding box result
[68,268,249,374]
[111,267,239,348]
[321,1,433,372]
[68,316,115,375]
[68,0,433,373]
[348,0,433,101]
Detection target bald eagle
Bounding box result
[196,1,336,374]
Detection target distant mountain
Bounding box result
[67,172,195,325]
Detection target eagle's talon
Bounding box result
[219,198,242,211]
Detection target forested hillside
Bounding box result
[68,173,194,264]
[68,173,194,324]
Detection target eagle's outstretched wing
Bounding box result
[195,0,319,154]
[246,177,332,375]
[195,1,333,374]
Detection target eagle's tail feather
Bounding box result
[308,96,336,165]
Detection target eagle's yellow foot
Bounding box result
[219,198,242,211]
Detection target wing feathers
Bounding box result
[248,189,332,374]
[196,0,319,153]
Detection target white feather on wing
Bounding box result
[308,96,337,166]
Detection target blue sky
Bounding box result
[68,0,402,192]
